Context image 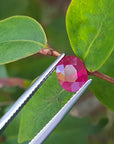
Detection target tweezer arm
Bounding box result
[0,53,65,133]
[30,79,92,144]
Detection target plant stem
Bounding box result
[87,71,114,84]
[0,101,13,106]
[39,48,61,57]
[0,78,26,88]
[39,48,114,84]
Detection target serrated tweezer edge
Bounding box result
[30,79,92,144]
[0,53,65,133]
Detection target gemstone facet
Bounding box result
[56,56,88,92]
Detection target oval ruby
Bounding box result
[56,56,88,92]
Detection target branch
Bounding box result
[87,71,114,84]
[39,48,114,84]
[39,48,61,57]
[0,78,26,88]
[0,101,13,106]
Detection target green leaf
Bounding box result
[0,16,47,65]
[90,52,114,111]
[18,72,73,143]
[66,0,114,71]
[44,115,108,144]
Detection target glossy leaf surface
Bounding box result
[0,16,47,64]
[18,72,73,143]
[66,0,114,71]
[90,52,114,111]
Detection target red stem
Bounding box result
[0,78,26,88]
[87,71,114,84]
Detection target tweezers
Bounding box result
[0,53,92,144]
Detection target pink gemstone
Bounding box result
[56,56,88,92]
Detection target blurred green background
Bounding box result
[0,0,114,143]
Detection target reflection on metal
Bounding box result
[0,53,65,133]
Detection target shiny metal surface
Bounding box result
[30,79,92,144]
[0,54,65,132]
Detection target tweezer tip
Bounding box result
[84,79,92,88]
[88,79,92,83]
[61,53,65,57]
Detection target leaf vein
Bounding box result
[0,39,46,48]
[83,22,103,60]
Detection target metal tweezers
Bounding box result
[0,53,92,144]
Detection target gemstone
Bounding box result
[56,56,88,92]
